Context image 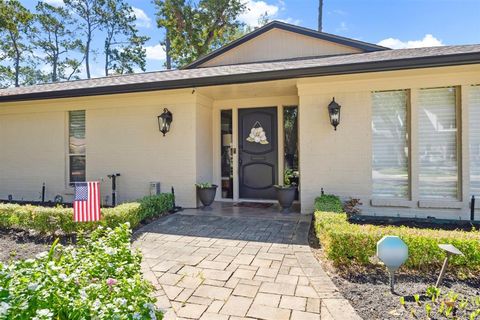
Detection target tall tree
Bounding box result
[318,0,323,31]
[34,2,83,82]
[64,0,104,79]
[101,0,149,76]
[0,0,36,87]
[154,0,247,68]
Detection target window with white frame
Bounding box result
[372,90,409,198]
[418,87,458,199]
[68,110,86,185]
[470,85,480,196]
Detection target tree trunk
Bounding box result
[85,30,92,79]
[14,56,20,87]
[165,29,171,70]
[105,41,109,76]
[10,31,20,87]
[52,58,58,82]
[53,33,59,82]
[318,0,323,32]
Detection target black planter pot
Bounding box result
[197,185,218,208]
[274,185,297,213]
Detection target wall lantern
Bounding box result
[328,97,341,131]
[158,108,173,136]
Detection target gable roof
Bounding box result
[1,44,479,103]
[183,20,389,69]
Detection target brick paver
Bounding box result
[133,207,360,319]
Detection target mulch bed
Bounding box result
[308,223,480,320]
[0,209,176,263]
[0,229,52,262]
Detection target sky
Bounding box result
[21,0,480,76]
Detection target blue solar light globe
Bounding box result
[377,236,408,271]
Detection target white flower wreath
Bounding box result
[246,121,269,144]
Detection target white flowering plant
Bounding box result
[0,223,162,319]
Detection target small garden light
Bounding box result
[327,97,341,131]
[377,235,409,293]
[435,244,463,288]
[158,108,173,136]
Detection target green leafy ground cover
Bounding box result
[0,224,162,319]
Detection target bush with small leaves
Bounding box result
[314,196,480,275]
[0,194,174,235]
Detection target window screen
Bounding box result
[470,85,480,196]
[372,90,409,198]
[69,110,86,184]
[418,87,458,199]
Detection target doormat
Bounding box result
[234,202,273,209]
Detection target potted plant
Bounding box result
[196,183,218,208]
[274,169,298,213]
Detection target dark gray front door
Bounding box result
[239,107,278,199]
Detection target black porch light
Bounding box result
[158,108,173,136]
[328,97,341,131]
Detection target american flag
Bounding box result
[73,182,101,222]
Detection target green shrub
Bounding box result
[314,194,343,213]
[0,223,162,319]
[138,194,174,221]
[314,211,480,275]
[0,193,174,235]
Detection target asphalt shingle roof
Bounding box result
[1,44,480,102]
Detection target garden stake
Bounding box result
[471,195,475,221]
[41,182,46,203]
[388,269,395,293]
[435,244,463,288]
[107,173,121,207]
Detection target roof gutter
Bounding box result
[1,52,480,103]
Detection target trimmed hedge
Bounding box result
[314,197,480,275]
[0,193,174,235]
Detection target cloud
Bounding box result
[336,21,348,33]
[330,9,347,16]
[132,7,152,28]
[239,0,279,27]
[278,17,301,25]
[377,34,444,49]
[145,44,166,61]
[44,0,64,6]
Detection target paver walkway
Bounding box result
[133,207,360,320]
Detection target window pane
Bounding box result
[470,85,480,195]
[220,110,233,199]
[284,106,299,197]
[70,155,86,183]
[418,87,458,199]
[69,110,85,154]
[372,90,409,198]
